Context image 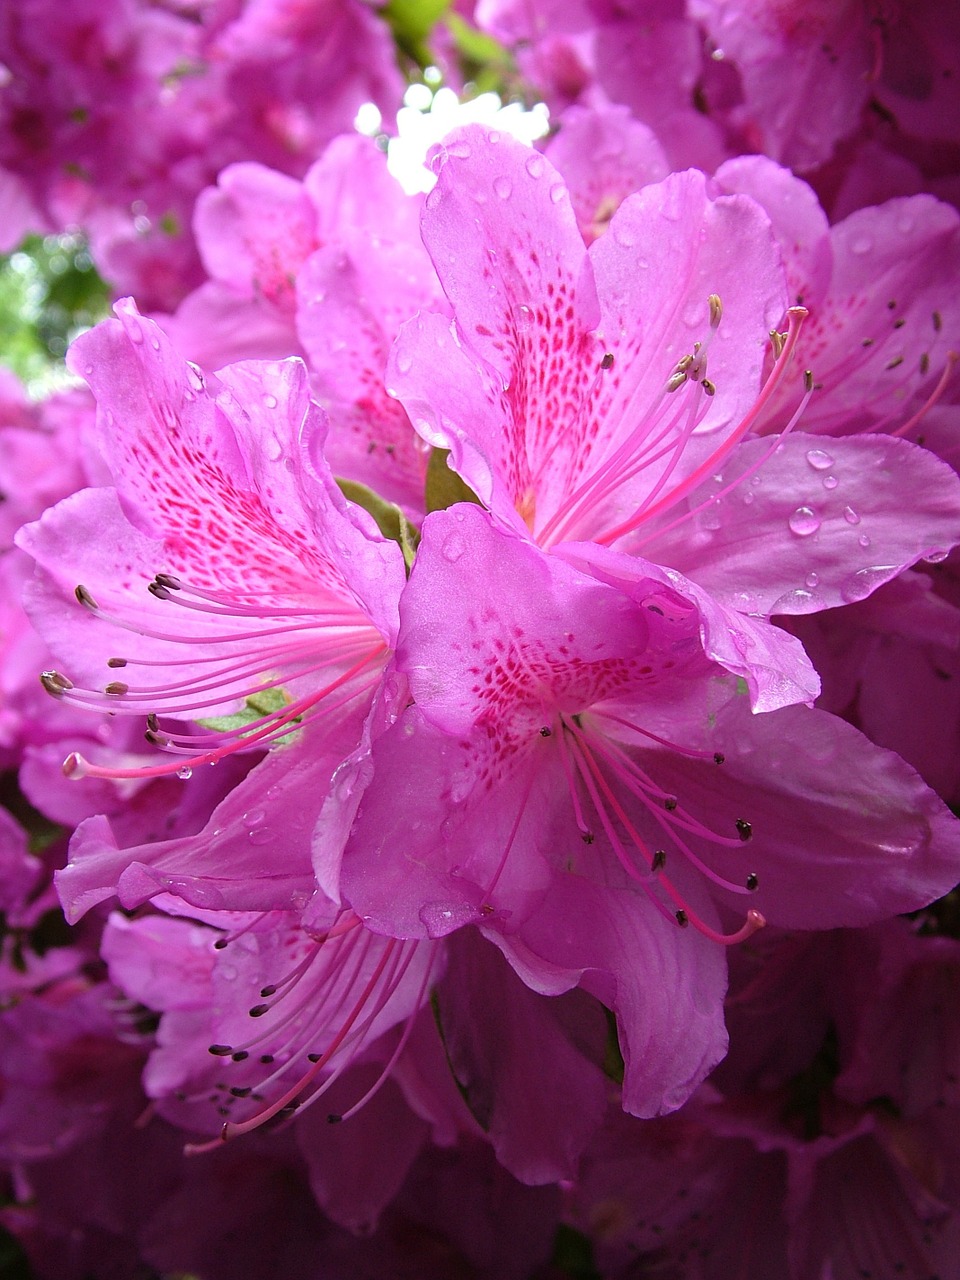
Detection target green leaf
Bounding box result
[424,447,482,514]
[550,1224,602,1280]
[199,686,301,746]
[383,0,451,70]
[337,477,420,571]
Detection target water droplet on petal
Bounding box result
[788,506,820,537]
[858,533,871,548]
[805,571,820,588]
[613,221,636,247]
[395,351,413,375]
[851,236,873,255]
[494,176,513,199]
[549,183,566,204]
[840,565,896,603]
[425,187,442,211]
[822,474,838,490]
[177,766,193,780]
[515,304,533,330]
[806,448,834,471]
[925,549,949,564]
[442,534,466,562]
[525,153,545,179]
[262,392,278,409]
[128,323,145,345]
[843,506,861,525]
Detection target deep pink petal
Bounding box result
[642,433,960,616]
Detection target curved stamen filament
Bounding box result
[596,306,808,546]
[562,721,764,945]
[63,648,385,780]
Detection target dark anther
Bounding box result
[647,604,665,615]
[277,1102,301,1117]
[713,752,725,765]
[259,1054,275,1065]
[601,352,615,370]
[581,831,595,844]
[652,849,667,872]
[248,1003,270,1018]
[229,1086,252,1098]
[307,1052,322,1063]
[146,713,159,732]
[539,726,552,737]
[74,584,98,609]
[259,984,277,997]
[148,581,172,600]
[664,796,678,811]
[736,818,753,841]
[154,573,182,590]
[933,310,943,332]
[327,1113,343,1124]
[675,910,689,928]
[107,657,127,668]
[231,1051,249,1062]
[105,681,129,696]
[208,1044,232,1056]
[746,873,759,891]
[144,730,169,747]
[213,938,229,950]
[40,671,73,696]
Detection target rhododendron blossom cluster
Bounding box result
[2,2,960,1276]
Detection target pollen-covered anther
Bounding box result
[40,670,74,697]
[104,681,129,696]
[769,328,786,359]
[154,573,182,590]
[74,584,98,610]
[666,369,688,393]
[107,657,127,669]
[600,352,615,370]
[708,293,723,328]
[701,378,716,397]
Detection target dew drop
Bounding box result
[925,549,949,564]
[613,221,636,247]
[128,323,145,345]
[248,827,272,846]
[843,505,861,525]
[549,183,566,204]
[822,474,838,490]
[840,565,896,604]
[515,304,533,330]
[858,533,871,548]
[805,571,820,588]
[788,506,820,537]
[487,130,501,145]
[494,176,513,199]
[851,235,873,255]
[524,153,545,179]
[805,448,834,471]
[742,491,754,505]
[177,766,193,780]
[262,392,278,409]
[442,534,466,562]
[395,351,413,375]
[700,502,722,531]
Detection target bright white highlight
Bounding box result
[384,85,550,195]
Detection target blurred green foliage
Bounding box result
[0,233,109,392]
